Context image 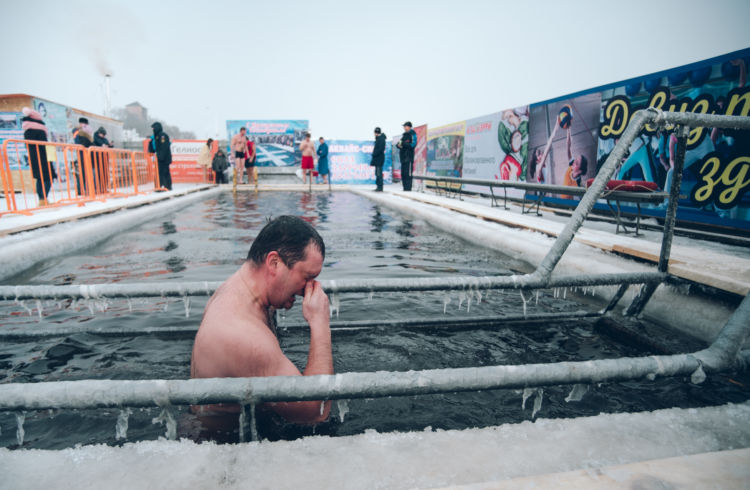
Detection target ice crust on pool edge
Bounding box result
[1,402,749,489]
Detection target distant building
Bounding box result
[125,101,148,121]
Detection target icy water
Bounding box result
[0,191,748,449]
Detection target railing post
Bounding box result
[658,125,690,273]
[131,151,139,194]
[624,124,690,317]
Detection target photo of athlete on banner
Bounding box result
[527,93,600,199]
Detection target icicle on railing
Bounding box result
[16,300,33,316]
[152,406,176,440]
[116,407,132,440]
[336,399,350,423]
[564,384,589,402]
[328,280,340,318]
[691,364,706,384]
[16,411,25,446]
[182,296,191,318]
[519,290,529,318]
[531,388,543,419]
[521,388,544,419]
[239,403,258,443]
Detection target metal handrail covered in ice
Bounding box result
[1,109,750,443]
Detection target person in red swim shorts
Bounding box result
[299,132,315,185]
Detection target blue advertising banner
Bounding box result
[226,120,309,167]
[596,48,750,227]
[326,139,392,184]
[0,112,26,169]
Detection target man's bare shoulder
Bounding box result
[193,280,283,378]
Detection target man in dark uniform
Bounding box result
[370,127,386,191]
[397,121,417,191]
[149,122,173,190]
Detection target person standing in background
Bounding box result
[197,138,214,182]
[370,127,386,192]
[231,127,249,188]
[245,136,258,188]
[397,121,416,191]
[74,117,93,196]
[316,137,329,184]
[93,127,112,148]
[92,127,113,193]
[149,122,173,191]
[21,107,56,205]
[299,133,315,185]
[211,147,229,184]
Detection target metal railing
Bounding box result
[1,139,158,217]
[1,109,750,443]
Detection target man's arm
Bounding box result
[247,280,332,424]
[566,128,572,161]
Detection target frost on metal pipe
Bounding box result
[0,273,665,301]
[0,350,731,412]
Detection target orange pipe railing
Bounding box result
[1,139,159,218]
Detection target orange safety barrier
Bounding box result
[143,138,218,185]
[1,139,158,218]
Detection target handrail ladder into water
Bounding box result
[1,110,750,443]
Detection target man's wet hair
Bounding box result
[248,215,325,267]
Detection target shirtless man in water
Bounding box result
[299,132,316,185]
[190,215,332,424]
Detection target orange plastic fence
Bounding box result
[143,138,217,184]
[1,139,159,217]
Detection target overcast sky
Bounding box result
[3,0,749,141]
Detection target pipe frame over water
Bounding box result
[1,110,750,443]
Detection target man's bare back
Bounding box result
[191,217,332,425]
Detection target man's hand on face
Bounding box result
[302,280,330,328]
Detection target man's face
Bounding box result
[273,243,323,310]
[240,129,246,135]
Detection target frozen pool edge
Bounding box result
[0,187,222,282]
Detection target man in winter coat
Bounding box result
[370,127,386,192]
[21,107,56,205]
[74,117,94,196]
[316,137,329,184]
[149,122,173,190]
[397,121,417,191]
[211,148,229,184]
[92,126,113,193]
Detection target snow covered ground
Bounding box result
[1,402,748,489]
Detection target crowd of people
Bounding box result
[20,107,117,204]
[20,114,418,206]
[201,121,417,191]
